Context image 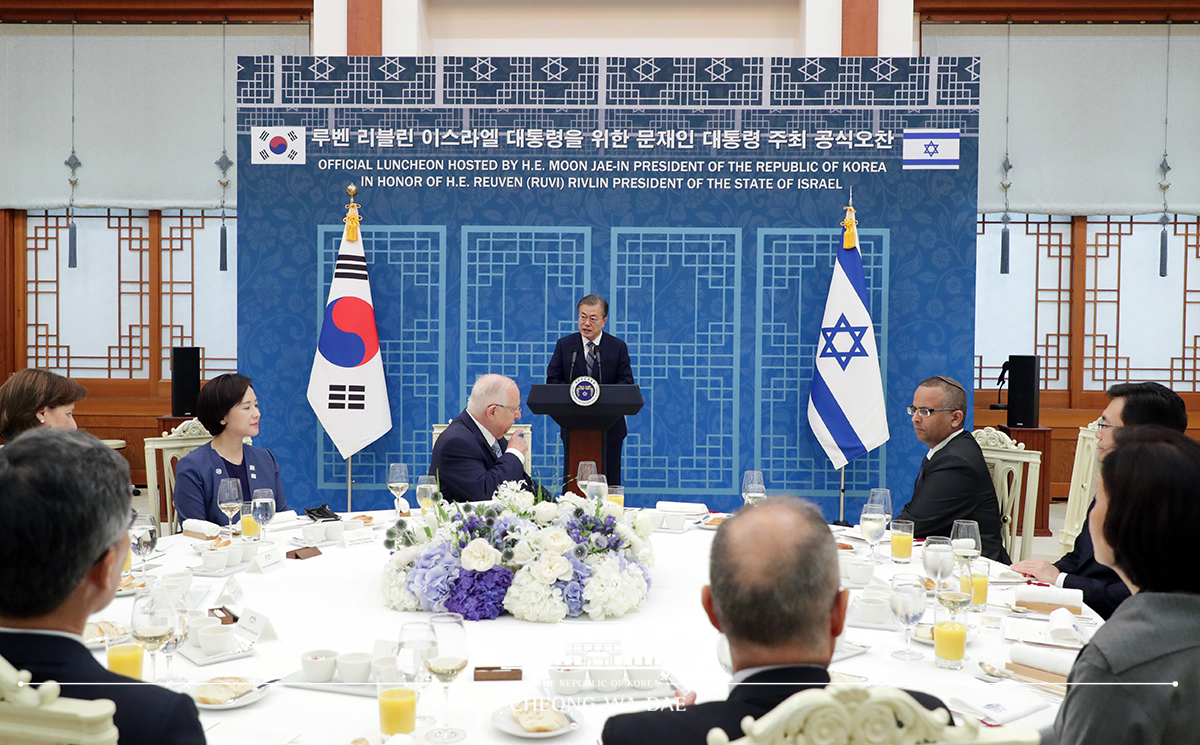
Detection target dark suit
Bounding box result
[1053,503,1130,619]
[429,410,534,502]
[601,666,948,745]
[546,332,635,485]
[897,430,1011,563]
[0,630,206,745]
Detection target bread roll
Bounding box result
[194,676,253,705]
[511,699,563,732]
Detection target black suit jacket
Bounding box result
[0,630,206,745]
[601,666,948,745]
[429,410,533,502]
[1054,504,1131,619]
[897,430,1011,563]
[546,332,635,440]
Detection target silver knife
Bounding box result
[225,678,279,704]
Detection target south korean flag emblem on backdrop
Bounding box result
[252,127,306,165]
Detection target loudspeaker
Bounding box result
[1006,355,1040,428]
[171,347,201,417]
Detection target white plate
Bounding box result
[187,563,248,579]
[696,515,729,531]
[288,536,335,548]
[177,639,257,666]
[280,669,376,698]
[114,577,153,597]
[188,678,269,710]
[83,625,128,649]
[911,623,978,646]
[491,704,580,738]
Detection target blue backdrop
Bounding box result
[237,55,980,518]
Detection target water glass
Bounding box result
[889,573,926,661]
[923,536,954,591]
[859,504,887,564]
[951,520,982,567]
[741,470,766,506]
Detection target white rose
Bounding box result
[560,493,587,510]
[533,554,574,583]
[541,527,575,555]
[460,537,501,572]
[511,491,535,514]
[632,511,653,538]
[503,567,568,623]
[533,501,559,524]
[511,538,536,566]
[557,501,579,521]
[600,501,624,521]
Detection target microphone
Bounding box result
[594,345,602,381]
[569,348,578,382]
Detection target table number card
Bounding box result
[214,576,244,606]
[237,606,278,641]
[340,528,375,548]
[248,545,286,573]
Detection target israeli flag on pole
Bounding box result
[807,201,889,470]
[902,129,959,170]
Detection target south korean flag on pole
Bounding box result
[306,199,392,459]
[252,127,307,165]
[902,129,959,170]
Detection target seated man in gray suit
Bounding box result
[0,429,205,745]
[430,373,540,502]
[601,496,948,745]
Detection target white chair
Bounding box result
[704,684,1037,745]
[972,427,1041,562]
[430,421,533,476]
[142,418,214,534]
[1060,421,1100,558]
[0,655,117,745]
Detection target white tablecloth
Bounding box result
[91,515,1094,744]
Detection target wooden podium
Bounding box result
[527,384,643,495]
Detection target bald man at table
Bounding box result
[0,429,206,745]
[601,496,949,745]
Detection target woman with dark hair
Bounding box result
[0,368,88,442]
[1050,425,1200,745]
[173,373,287,525]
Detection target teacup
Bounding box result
[301,649,338,683]
[647,511,666,530]
[324,521,345,542]
[302,523,325,544]
[159,571,193,596]
[589,666,626,693]
[223,541,245,565]
[856,597,889,625]
[198,625,237,656]
[201,548,229,572]
[371,656,398,683]
[187,616,221,646]
[238,540,259,563]
[847,560,874,586]
[837,551,854,578]
[861,586,890,602]
[663,514,687,532]
[626,666,661,690]
[337,652,372,684]
[548,667,587,695]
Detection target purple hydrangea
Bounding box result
[445,566,514,621]
[556,578,586,617]
[407,542,461,612]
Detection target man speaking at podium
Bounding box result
[546,294,635,485]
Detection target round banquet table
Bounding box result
[90,511,1095,744]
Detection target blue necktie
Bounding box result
[586,341,596,376]
[491,442,503,459]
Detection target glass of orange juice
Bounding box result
[240,503,261,539]
[890,519,914,564]
[106,630,144,680]
[607,485,625,507]
[378,666,417,737]
[959,559,989,611]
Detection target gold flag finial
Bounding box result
[840,191,859,250]
[344,184,361,242]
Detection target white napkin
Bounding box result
[1015,585,1084,609]
[181,518,221,537]
[1009,643,1079,677]
[269,510,298,524]
[655,500,709,515]
[202,723,301,745]
[1047,608,1090,644]
[950,689,1049,725]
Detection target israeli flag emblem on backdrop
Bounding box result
[902,129,959,170]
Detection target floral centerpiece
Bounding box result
[382,482,655,622]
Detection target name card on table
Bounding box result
[248,545,286,573]
[339,528,375,548]
[237,606,278,641]
[214,577,244,606]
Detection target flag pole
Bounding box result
[833,467,851,527]
[346,454,353,512]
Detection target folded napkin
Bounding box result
[1010,643,1079,677]
[655,500,709,515]
[950,689,1049,725]
[181,518,220,539]
[1015,585,1084,612]
[1047,607,1091,645]
[269,510,297,524]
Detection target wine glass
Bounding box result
[741,470,766,506]
[576,461,597,494]
[425,612,468,744]
[950,520,982,568]
[889,574,927,661]
[922,536,954,592]
[216,478,242,538]
[858,504,888,564]
[129,513,158,576]
[130,589,185,684]
[252,489,276,543]
[415,475,439,518]
[155,590,189,688]
[585,473,608,501]
[398,622,437,727]
[866,488,892,520]
[387,463,410,517]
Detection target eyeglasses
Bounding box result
[907,406,957,417]
[578,314,603,324]
[491,403,521,415]
[127,507,138,530]
[1096,420,1121,432]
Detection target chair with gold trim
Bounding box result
[972,427,1041,562]
[0,654,117,745]
[430,422,533,477]
[1059,421,1100,558]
